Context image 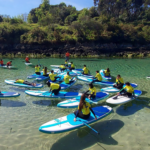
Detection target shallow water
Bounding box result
[0,58,150,150]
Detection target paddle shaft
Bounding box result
[78,119,99,134]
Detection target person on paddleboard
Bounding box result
[35,65,41,75]
[64,72,74,84]
[47,82,61,96]
[65,51,70,62]
[104,68,110,77]
[15,79,36,86]
[65,60,68,67]
[69,62,75,71]
[74,94,97,122]
[0,59,4,66]
[43,67,49,76]
[114,82,134,99]
[92,71,102,83]
[49,70,60,82]
[113,75,124,89]
[82,65,89,75]
[60,64,66,72]
[6,61,12,67]
[25,56,30,63]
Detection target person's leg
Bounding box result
[90,94,96,100]
[53,87,61,95]
[116,84,123,89]
[35,72,41,75]
[74,111,90,119]
[23,81,32,85]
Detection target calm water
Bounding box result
[0,58,150,150]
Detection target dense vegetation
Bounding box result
[0,0,150,45]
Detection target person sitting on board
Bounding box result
[65,60,68,67]
[6,61,12,67]
[0,91,3,95]
[114,82,134,99]
[60,64,66,72]
[69,62,75,71]
[43,67,49,77]
[15,79,36,86]
[104,68,110,77]
[92,71,102,83]
[0,59,4,66]
[49,70,60,82]
[64,72,74,84]
[65,51,70,62]
[25,56,30,63]
[85,83,97,100]
[35,65,41,75]
[113,75,124,89]
[74,94,97,122]
[47,81,61,96]
[82,65,89,75]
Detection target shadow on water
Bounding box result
[32,99,60,106]
[110,76,116,82]
[116,97,150,116]
[141,91,147,95]
[0,99,26,107]
[9,87,26,92]
[51,119,124,150]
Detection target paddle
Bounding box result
[78,119,99,134]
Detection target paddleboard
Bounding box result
[52,69,77,76]
[101,83,138,93]
[106,90,142,105]
[77,76,138,88]
[146,76,150,79]
[25,90,82,98]
[36,76,49,81]
[57,92,109,108]
[73,71,94,78]
[100,69,111,80]
[5,80,43,88]
[1,65,15,69]
[60,77,77,90]
[25,63,32,66]
[0,91,20,98]
[39,105,112,134]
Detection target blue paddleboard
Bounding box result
[57,92,109,108]
[0,91,20,98]
[39,105,112,134]
[25,90,82,98]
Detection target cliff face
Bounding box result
[0,43,150,58]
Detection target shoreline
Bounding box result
[0,43,150,59]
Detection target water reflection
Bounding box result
[0,100,26,107]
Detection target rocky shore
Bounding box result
[0,43,150,58]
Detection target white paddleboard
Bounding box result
[25,63,32,66]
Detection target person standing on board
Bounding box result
[65,51,70,62]
[25,56,30,63]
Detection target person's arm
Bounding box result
[90,108,97,120]
[84,90,89,94]
[74,110,79,122]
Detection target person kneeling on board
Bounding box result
[85,83,97,100]
[25,56,30,63]
[104,68,110,77]
[113,75,124,89]
[15,79,36,86]
[82,65,89,75]
[49,70,60,82]
[35,65,41,75]
[74,94,97,122]
[114,82,134,99]
[0,59,4,66]
[47,82,61,96]
[6,61,12,67]
[69,62,75,71]
[60,64,66,72]
[65,60,68,67]
[43,67,49,77]
[64,72,74,84]
[92,71,102,83]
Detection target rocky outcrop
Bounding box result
[0,43,150,58]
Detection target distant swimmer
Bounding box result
[65,51,70,62]
[25,56,30,63]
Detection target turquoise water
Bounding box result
[0,58,150,150]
